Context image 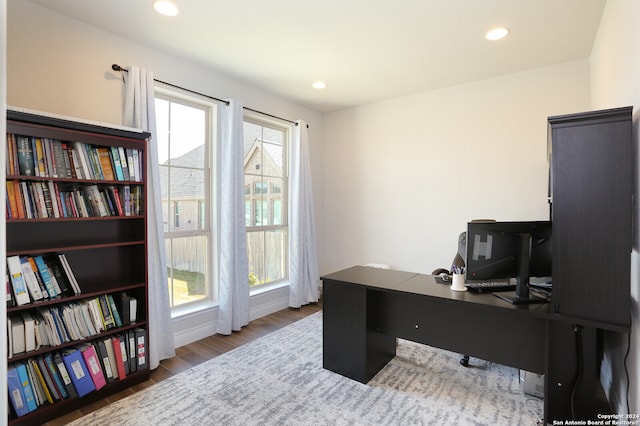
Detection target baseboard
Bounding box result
[172,285,290,348]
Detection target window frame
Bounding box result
[154,86,218,316]
[243,114,290,290]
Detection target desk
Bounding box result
[322,266,607,423]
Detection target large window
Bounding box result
[244,118,288,287]
[155,91,214,310]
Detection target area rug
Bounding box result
[69,312,543,425]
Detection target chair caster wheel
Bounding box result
[460,356,469,367]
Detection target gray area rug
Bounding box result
[69,311,543,425]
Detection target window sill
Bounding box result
[250,280,289,296]
[171,299,217,319]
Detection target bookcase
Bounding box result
[5,109,151,425]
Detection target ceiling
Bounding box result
[26,0,606,113]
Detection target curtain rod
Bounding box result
[111,64,301,127]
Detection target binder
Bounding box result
[20,312,37,352]
[103,337,119,380]
[79,343,107,390]
[126,329,137,373]
[44,353,69,399]
[112,335,127,379]
[7,255,31,305]
[7,365,30,417]
[29,358,54,404]
[37,356,61,401]
[61,348,96,397]
[10,315,26,355]
[95,339,115,382]
[53,353,78,399]
[16,362,38,412]
[134,327,147,370]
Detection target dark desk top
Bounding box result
[322,265,553,319]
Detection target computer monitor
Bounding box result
[465,221,552,304]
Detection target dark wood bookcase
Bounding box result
[549,106,632,331]
[5,110,150,425]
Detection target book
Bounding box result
[15,135,35,176]
[107,293,123,327]
[98,294,116,329]
[27,256,49,300]
[7,255,31,305]
[47,255,73,295]
[61,348,96,397]
[34,255,58,298]
[78,343,107,390]
[58,253,81,294]
[6,273,15,307]
[20,256,45,301]
[7,315,13,358]
[8,364,30,416]
[97,147,116,180]
[110,146,125,180]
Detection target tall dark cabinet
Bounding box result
[549,106,632,331]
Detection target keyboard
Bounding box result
[465,281,516,293]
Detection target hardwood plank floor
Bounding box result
[43,302,322,426]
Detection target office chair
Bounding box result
[432,231,470,367]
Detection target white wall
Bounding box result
[6,0,325,346]
[1,0,7,424]
[590,0,640,414]
[322,61,590,275]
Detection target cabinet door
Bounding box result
[550,108,631,329]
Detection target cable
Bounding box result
[570,324,584,420]
[624,324,631,414]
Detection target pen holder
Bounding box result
[450,273,467,292]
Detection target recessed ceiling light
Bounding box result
[485,27,510,41]
[312,81,327,90]
[154,1,179,16]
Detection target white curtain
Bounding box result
[123,66,175,369]
[216,100,250,334]
[289,121,320,307]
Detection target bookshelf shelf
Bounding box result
[5,110,151,425]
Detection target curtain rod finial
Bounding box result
[112,64,123,72]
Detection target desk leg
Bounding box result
[323,279,396,383]
[546,322,606,422]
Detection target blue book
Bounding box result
[7,365,29,416]
[16,363,37,413]
[62,349,95,397]
[34,255,57,298]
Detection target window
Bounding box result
[244,118,288,288]
[155,91,215,310]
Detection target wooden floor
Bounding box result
[44,302,322,426]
